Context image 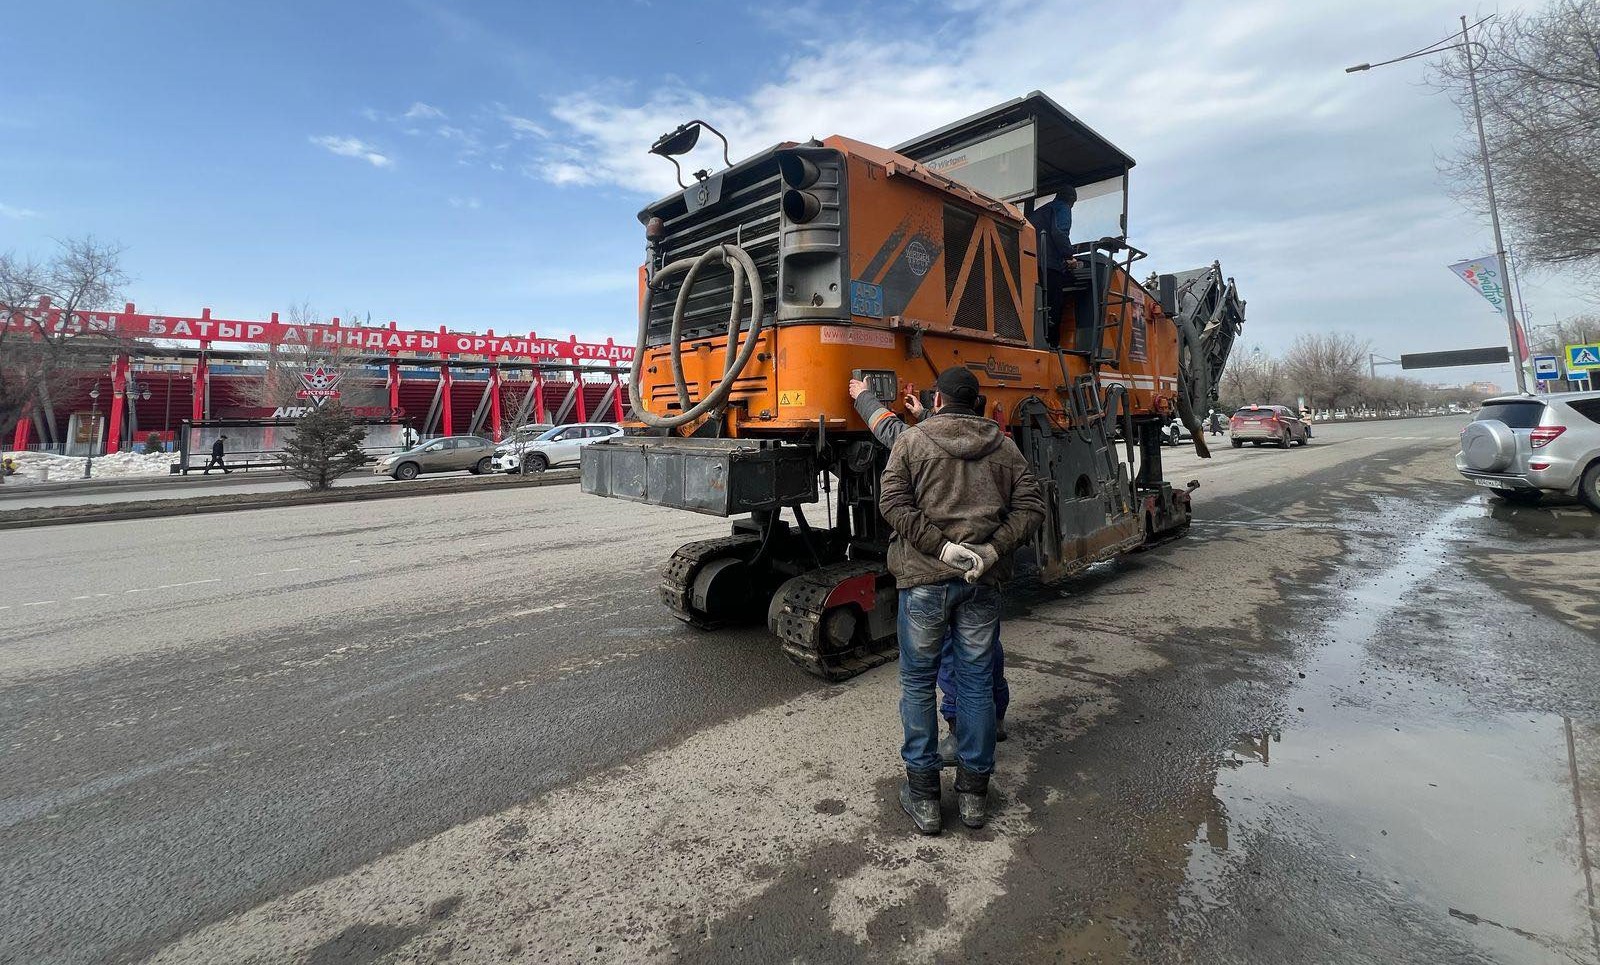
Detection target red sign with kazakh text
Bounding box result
[4,302,635,363]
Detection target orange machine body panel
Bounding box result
[634,135,1180,436]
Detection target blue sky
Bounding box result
[3,0,1590,389]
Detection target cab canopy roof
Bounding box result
[894,91,1135,204]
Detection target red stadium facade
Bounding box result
[5,299,637,455]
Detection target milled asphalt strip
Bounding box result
[0,744,227,831]
[0,471,580,529]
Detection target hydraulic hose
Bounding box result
[628,243,765,429]
[1174,315,1212,458]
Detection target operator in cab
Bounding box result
[1029,187,1077,343]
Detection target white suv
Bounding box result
[1456,391,1600,510]
[492,423,623,473]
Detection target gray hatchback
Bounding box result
[1456,391,1600,510]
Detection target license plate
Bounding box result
[1473,478,1512,490]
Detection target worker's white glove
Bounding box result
[938,541,982,575]
[959,543,1000,583]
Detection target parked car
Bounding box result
[1455,391,1600,510]
[373,435,496,480]
[1229,404,1310,448]
[492,422,623,473]
[493,424,555,459]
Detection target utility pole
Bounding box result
[1346,18,1529,394]
[1460,14,1528,394]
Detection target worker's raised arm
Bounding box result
[851,387,907,449]
[986,441,1047,556]
[878,439,949,557]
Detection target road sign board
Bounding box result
[1533,355,1560,380]
[1567,343,1600,372]
[1401,346,1510,369]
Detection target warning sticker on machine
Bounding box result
[778,390,807,407]
[819,326,896,349]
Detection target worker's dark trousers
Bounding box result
[938,625,1009,723]
[203,456,230,474]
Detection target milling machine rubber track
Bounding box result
[769,561,896,682]
[659,534,763,629]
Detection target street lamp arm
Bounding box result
[1345,40,1487,73]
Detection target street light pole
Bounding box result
[1346,16,1528,394]
[1459,15,1528,394]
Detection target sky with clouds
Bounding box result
[2,0,1590,389]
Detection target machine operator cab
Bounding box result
[894,90,1138,356]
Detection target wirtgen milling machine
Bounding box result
[582,92,1244,680]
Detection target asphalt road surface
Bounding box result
[4,417,1597,965]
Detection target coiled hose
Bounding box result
[628,244,765,429]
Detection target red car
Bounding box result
[1230,405,1311,448]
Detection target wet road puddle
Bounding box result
[1181,504,1600,964]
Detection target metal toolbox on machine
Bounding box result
[581,436,818,517]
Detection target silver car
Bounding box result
[1456,391,1600,510]
[492,423,623,473]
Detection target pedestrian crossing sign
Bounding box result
[1568,343,1600,372]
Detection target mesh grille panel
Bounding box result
[991,244,1025,341]
[943,204,977,302]
[954,237,988,331]
[996,223,1020,292]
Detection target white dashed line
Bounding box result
[11,565,336,614]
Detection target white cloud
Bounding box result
[0,202,41,219]
[404,101,446,120]
[309,135,394,168]
[448,196,482,210]
[531,0,1593,359]
[501,112,549,140]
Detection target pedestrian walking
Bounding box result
[878,366,1045,834]
[847,375,1013,765]
[204,434,231,474]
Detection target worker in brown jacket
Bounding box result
[879,366,1045,834]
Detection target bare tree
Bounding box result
[1529,314,1600,356]
[0,237,130,476]
[1434,2,1600,278]
[251,302,383,411]
[1283,332,1369,410]
[1217,345,1287,409]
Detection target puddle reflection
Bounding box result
[1178,502,1600,963]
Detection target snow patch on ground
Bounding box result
[1,450,178,486]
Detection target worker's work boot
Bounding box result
[954,766,990,829]
[900,767,942,835]
[939,718,958,768]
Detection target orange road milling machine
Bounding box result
[582,92,1244,680]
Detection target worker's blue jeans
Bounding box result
[899,580,1000,775]
[939,625,1008,723]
